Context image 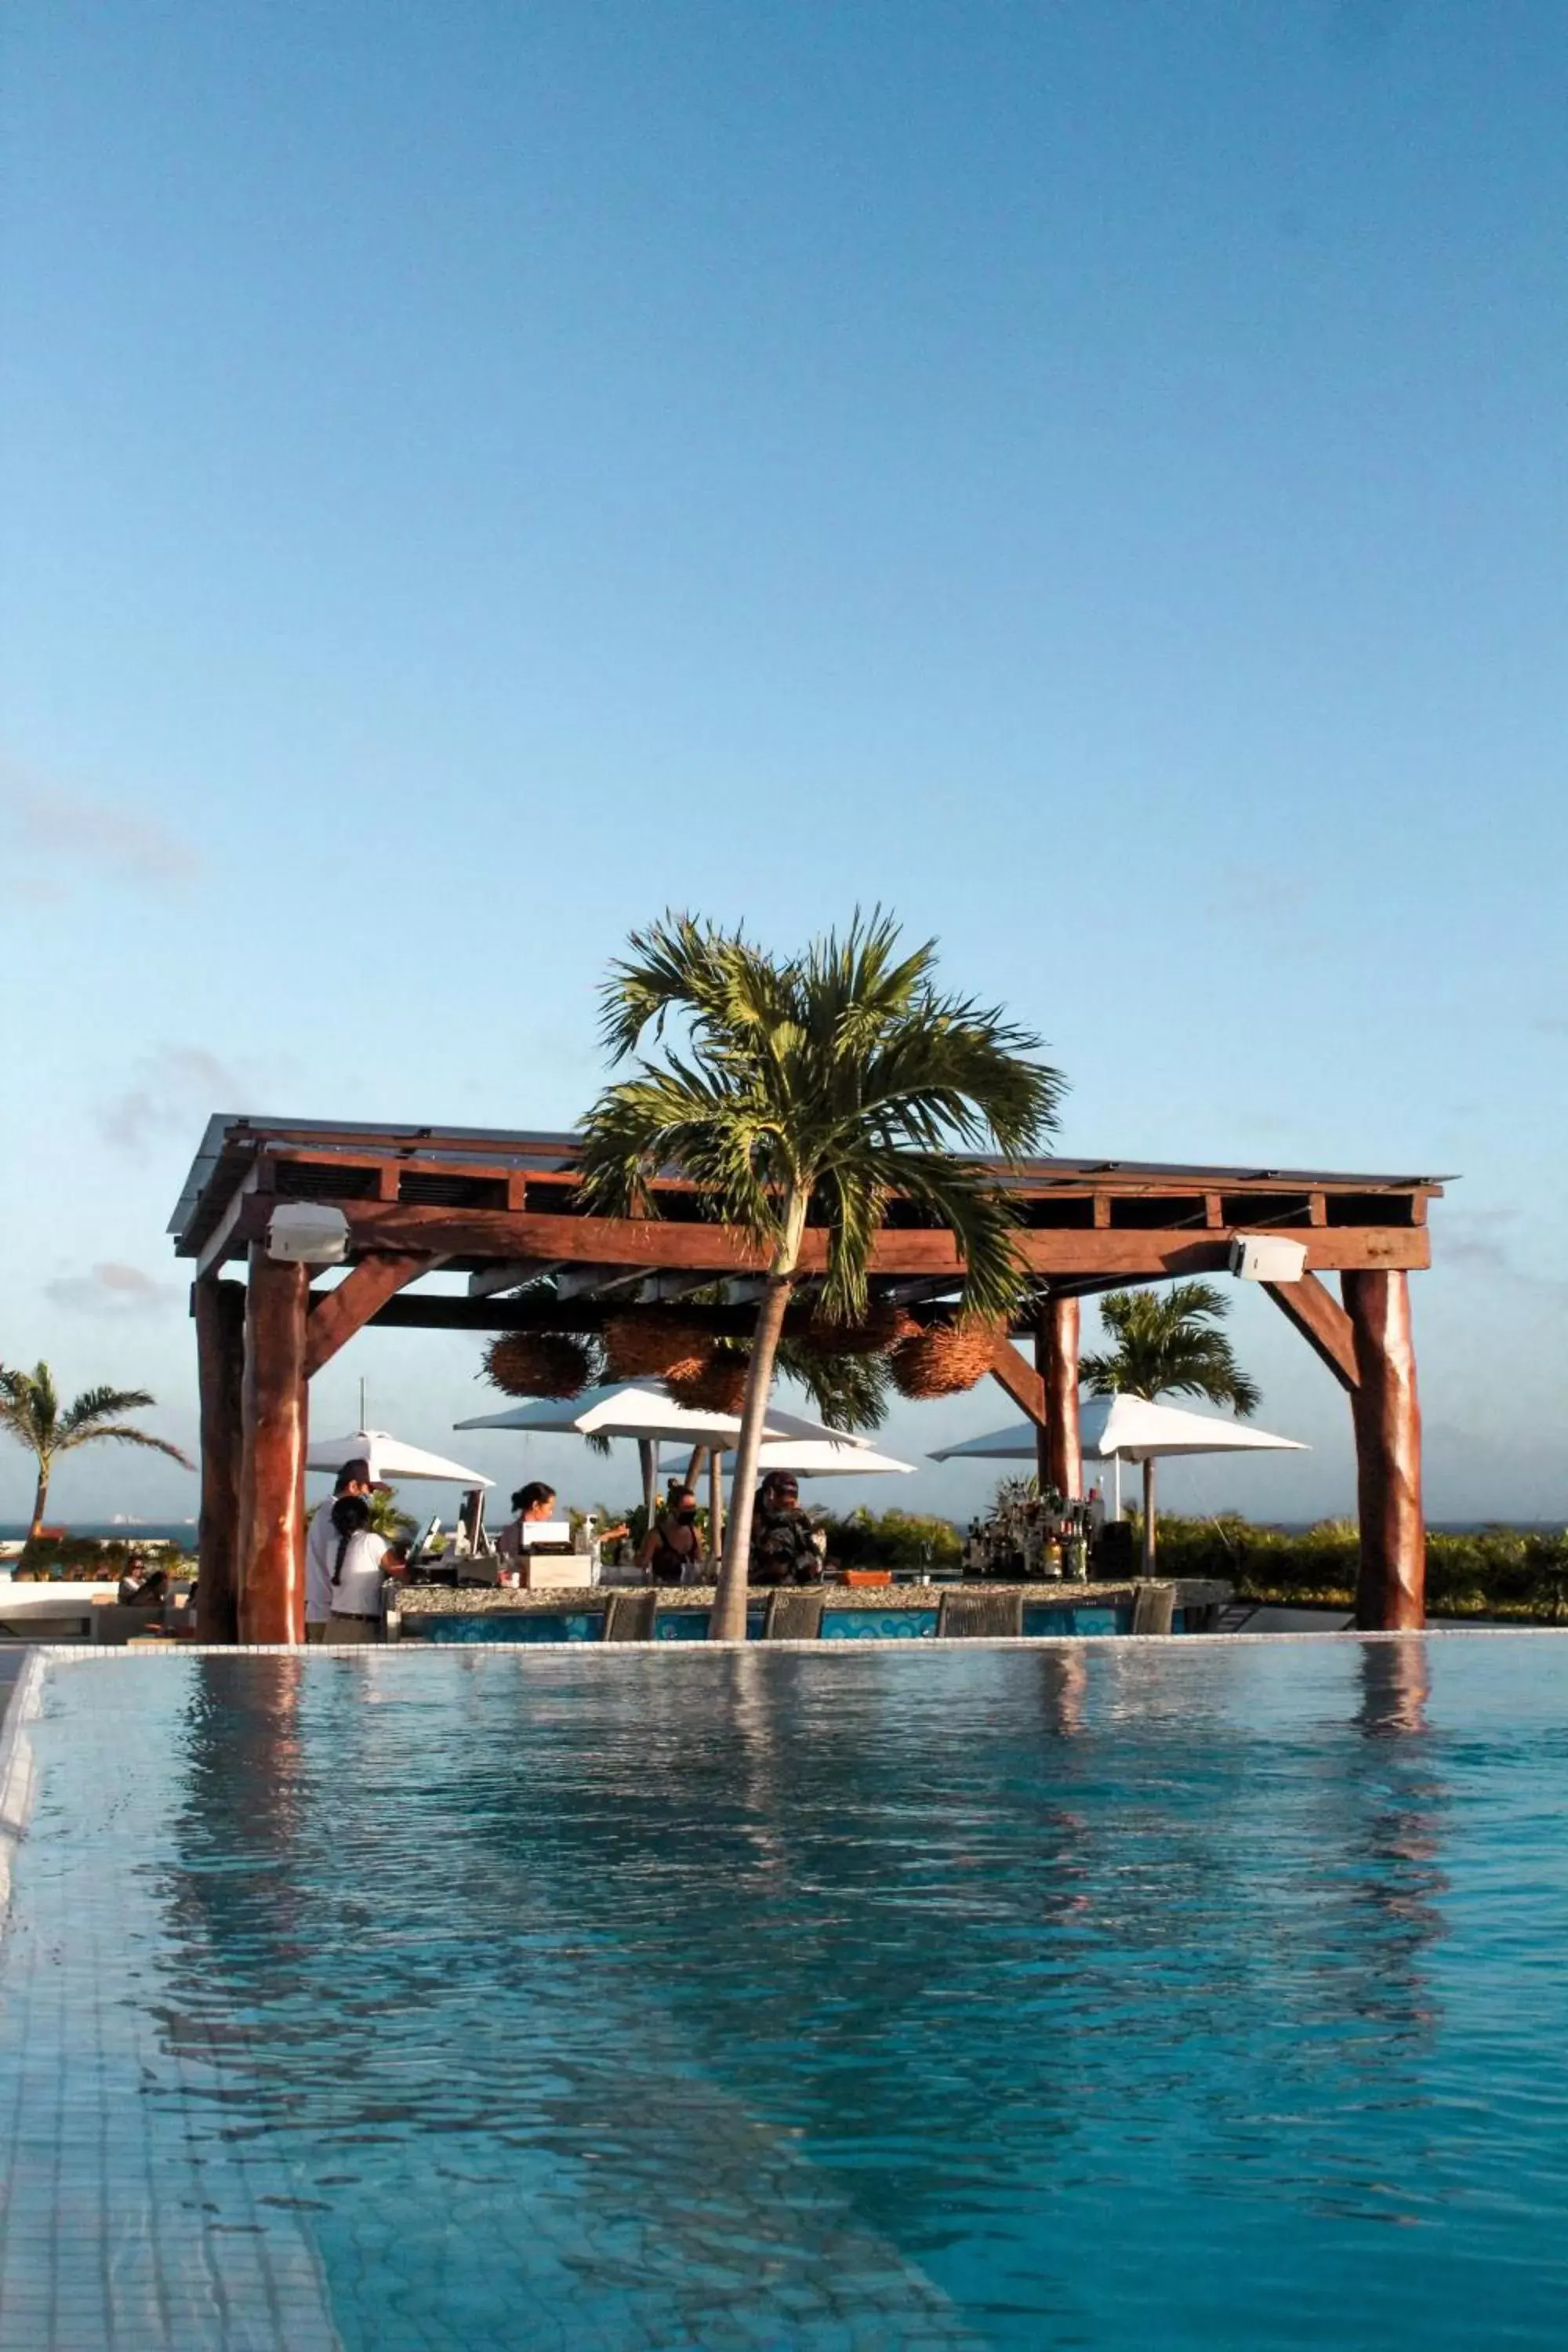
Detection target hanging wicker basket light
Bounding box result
[800,1304,920,1359]
[483,1332,593,1401]
[601,1314,712,1387]
[888,1321,1000,1400]
[666,1352,750,1417]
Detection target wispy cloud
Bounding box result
[44,1262,180,1317]
[0,756,201,894]
[1440,1207,1566,1292]
[98,1045,247,1155]
[1203,863,1330,957]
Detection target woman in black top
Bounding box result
[637,1485,705,1584]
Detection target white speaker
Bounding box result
[1229,1233,1308,1283]
[266,1202,350,1265]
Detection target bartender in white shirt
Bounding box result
[305,1457,385,1644]
[323,1493,405,1642]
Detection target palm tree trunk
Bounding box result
[27,1465,50,1544]
[1142,1457,1158,1576]
[710,1272,793,1639]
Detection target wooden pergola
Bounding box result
[172,1115,1443,1643]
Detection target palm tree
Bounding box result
[1079,1283,1260,1572]
[580,911,1064,1636]
[0,1362,194,1541]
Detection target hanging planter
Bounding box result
[601,1314,712,1386]
[888,1321,1000,1400]
[666,1352,750,1417]
[483,1333,593,1401]
[800,1304,920,1359]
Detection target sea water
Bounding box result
[1,1638,1565,2348]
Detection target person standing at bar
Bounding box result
[305,1458,383,1645]
[323,1493,404,1643]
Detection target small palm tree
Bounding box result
[0,1361,194,1541]
[1080,1283,1259,1571]
[580,911,1064,1636]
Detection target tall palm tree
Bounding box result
[1079,1282,1259,1571]
[580,911,1064,1636]
[0,1362,194,1541]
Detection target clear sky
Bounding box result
[2,1,1564,1530]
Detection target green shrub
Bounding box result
[818,1507,964,1573]
[9,1535,196,1581]
[1151,1515,1568,1620]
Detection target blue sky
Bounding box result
[2,0,1564,1529]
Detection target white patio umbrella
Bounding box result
[930,1391,1307,1570]
[307,1428,495,1486]
[454,1381,793,1524]
[663,1436,915,1479]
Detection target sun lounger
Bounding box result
[762,1590,824,1641]
[935,1591,1024,1639]
[601,1590,658,1642]
[1131,1582,1176,1635]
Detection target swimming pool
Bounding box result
[2,1637,1566,2348]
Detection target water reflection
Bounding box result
[136,1645,1477,2347]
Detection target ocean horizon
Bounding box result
[2,1518,1562,1547]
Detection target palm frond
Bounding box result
[775,1341,890,1434]
[58,1385,158,1439]
[56,1425,194,1468]
[1082,1285,1260,1417]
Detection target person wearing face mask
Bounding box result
[637,1484,705,1584]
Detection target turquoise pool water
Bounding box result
[2,1639,1566,2348]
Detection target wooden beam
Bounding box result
[467,1261,557,1298]
[1262,1272,1360,1392]
[304,1253,435,1379]
[989,1335,1047,1425]
[1343,1269,1425,1632]
[339,1202,1432,1279]
[194,1278,245,1643]
[238,1246,310,1645]
[202,1188,1433,1280]
[1044,1295,1082,1500]
[195,1166,263,1281]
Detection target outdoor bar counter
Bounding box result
[396,1577,1232,1639]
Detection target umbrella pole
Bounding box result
[709,1450,724,1566]
[1142,1457,1157,1575]
[638,1439,658,1530]
[1112,1456,1121,1519]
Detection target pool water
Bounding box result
[2,1638,1567,2348]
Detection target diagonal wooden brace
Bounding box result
[306,1253,438,1379]
[1263,1272,1359,1392]
[988,1334,1047,1425]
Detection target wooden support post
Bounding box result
[194,1277,245,1643]
[1044,1296,1082,1500]
[238,1246,310,1645]
[1032,1312,1051,1494]
[1342,1269,1425,1631]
